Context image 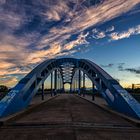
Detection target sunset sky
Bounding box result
[0,0,140,88]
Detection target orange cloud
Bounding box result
[0,77,18,87]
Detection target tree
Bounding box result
[0,85,8,92]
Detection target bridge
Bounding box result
[0,57,140,118]
[0,58,140,139]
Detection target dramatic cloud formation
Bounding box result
[92,24,140,41]
[92,25,114,39]
[1,0,140,86]
[109,24,140,41]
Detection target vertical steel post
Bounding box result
[73,80,75,92]
[92,82,95,100]
[78,70,81,95]
[54,69,57,95]
[62,83,64,93]
[83,73,85,88]
[41,82,44,100]
[74,80,75,93]
[76,73,77,93]
[51,72,53,96]
[83,73,86,97]
[70,83,72,93]
[57,72,59,93]
[60,76,62,93]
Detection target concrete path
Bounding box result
[0,94,140,140]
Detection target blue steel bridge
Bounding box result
[0,58,140,119]
[0,58,140,140]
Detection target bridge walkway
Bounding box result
[0,94,140,140]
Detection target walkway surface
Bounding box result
[0,94,140,140]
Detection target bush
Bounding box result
[0,85,8,92]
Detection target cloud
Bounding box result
[92,31,106,39]
[117,63,125,71]
[27,43,62,63]
[41,1,70,21]
[117,63,140,74]
[125,68,140,74]
[92,24,140,41]
[63,32,89,50]
[35,0,140,49]
[106,26,115,32]
[92,28,98,33]
[109,24,140,40]
[92,25,114,39]
[100,63,114,68]
[1,0,140,87]
[0,76,18,87]
[0,9,23,32]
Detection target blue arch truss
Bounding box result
[0,58,140,119]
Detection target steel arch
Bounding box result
[0,58,140,119]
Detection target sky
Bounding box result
[0,0,140,88]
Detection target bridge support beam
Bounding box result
[62,83,64,93]
[51,72,53,96]
[78,70,81,95]
[57,72,61,93]
[41,82,44,100]
[83,73,86,97]
[76,75,78,93]
[72,80,74,93]
[83,73,85,88]
[57,73,59,93]
[70,83,72,93]
[92,83,95,101]
[59,78,61,93]
[54,69,57,95]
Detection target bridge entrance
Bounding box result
[0,58,140,119]
[64,83,71,93]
